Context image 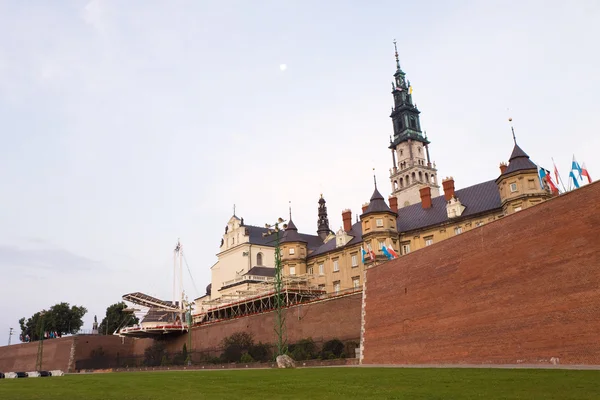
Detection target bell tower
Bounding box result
[388,41,440,208]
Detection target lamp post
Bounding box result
[264,217,288,357]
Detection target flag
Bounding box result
[387,240,399,259]
[569,170,580,188]
[538,167,547,190]
[408,85,413,95]
[395,86,403,92]
[553,161,560,185]
[545,170,559,193]
[367,244,375,261]
[581,163,592,184]
[572,156,582,179]
[381,244,393,260]
[361,246,367,263]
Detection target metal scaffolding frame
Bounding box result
[195,274,324,324]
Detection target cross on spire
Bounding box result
[509,117,517,145]
[393,39,401,71]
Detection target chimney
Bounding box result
[442,177,455,201]
[388,196,398,213]
[342,209,352,232]
[419,187,432,209]
[361,202,369,213]
[499,162,508,174]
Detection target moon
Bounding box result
[279,64,287,71]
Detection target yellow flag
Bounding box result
[409,85,413,95]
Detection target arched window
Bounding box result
[411,172,416,183]
[418,171,423,181]
[394,180,398,190]
[409,117,417,129]
[400,177,404,187]
[424,173,429,183]
[256,252,263,266]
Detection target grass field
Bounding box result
[1,367,599,399]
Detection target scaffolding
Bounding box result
[194,274,324,324]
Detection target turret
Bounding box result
[281,219,307,276]
[360,180,399,264]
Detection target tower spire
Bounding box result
[509,117,517,144]
[393,39,401,71]
[373,167,377,188]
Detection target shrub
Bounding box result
[221,332,255,363]
[144,341,167,367]
[289,338,318,361]
[240,352,254,363]
[321,339,344,359]
[248,342,271,362]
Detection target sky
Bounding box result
[1,0,599,346]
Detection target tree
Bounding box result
[19,302,88,342]
[98,302,139,335]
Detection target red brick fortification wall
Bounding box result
[137,292,362,355]
[362,182,600,365]
[74,335,137,361]
[0,337,75,372]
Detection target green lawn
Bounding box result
[1,367,598,399]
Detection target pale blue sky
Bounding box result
[1,0,598,345]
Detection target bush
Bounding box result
[321,339,344,359]
[221,332,255,363]
[144,341,167,367]
[240,352,254,363]
[289,338,317,360]
[248,342,271,362]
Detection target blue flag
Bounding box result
[570,170,580,188]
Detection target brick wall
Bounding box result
[0,337,74,372]
[158,292,363,355]
[362,182,600,365]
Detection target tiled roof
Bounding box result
[281,219,306,243]
[309,221,363,257]
[502,144,537,175]
[362,187,393,215]
[396,180,502,232]
[245,266,276,277]
[246,224,322,249]
[142,309,178,323]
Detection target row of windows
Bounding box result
[321,276,360,293]
[509,178,538,194]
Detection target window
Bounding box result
[475,221,483,227]
[410,116,417,129]
[418,147,422,153]
[401,243,411,255]
[378,240,385,250]
[318,284,326,291]
[232,237,235,245]
[454,226,462,235]
[528,179,535,189]
[333,259,339,272]
[333,281,341,293]
[424,236,433,246]
[256,252,263,266]
[289,248,295,255]
[308,266,314,275]
[352,276,360,288]
[376,218,383,227]
[319,263,324,275]
[510,183,518,192]
[351,254,358,267]
[400,149,403,156]
[289,266,296,276]
[514,206,522,212]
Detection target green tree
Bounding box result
[19,303,87,342]
[98,302,139,335]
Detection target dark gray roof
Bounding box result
[245,266,276,277]
[396,180,502,232]
[502,144,537,176]
[310,221,363,257]
[142,309,178,324]
[362,187,393,215]
[245,223,322,249]
[281,219,306,243]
